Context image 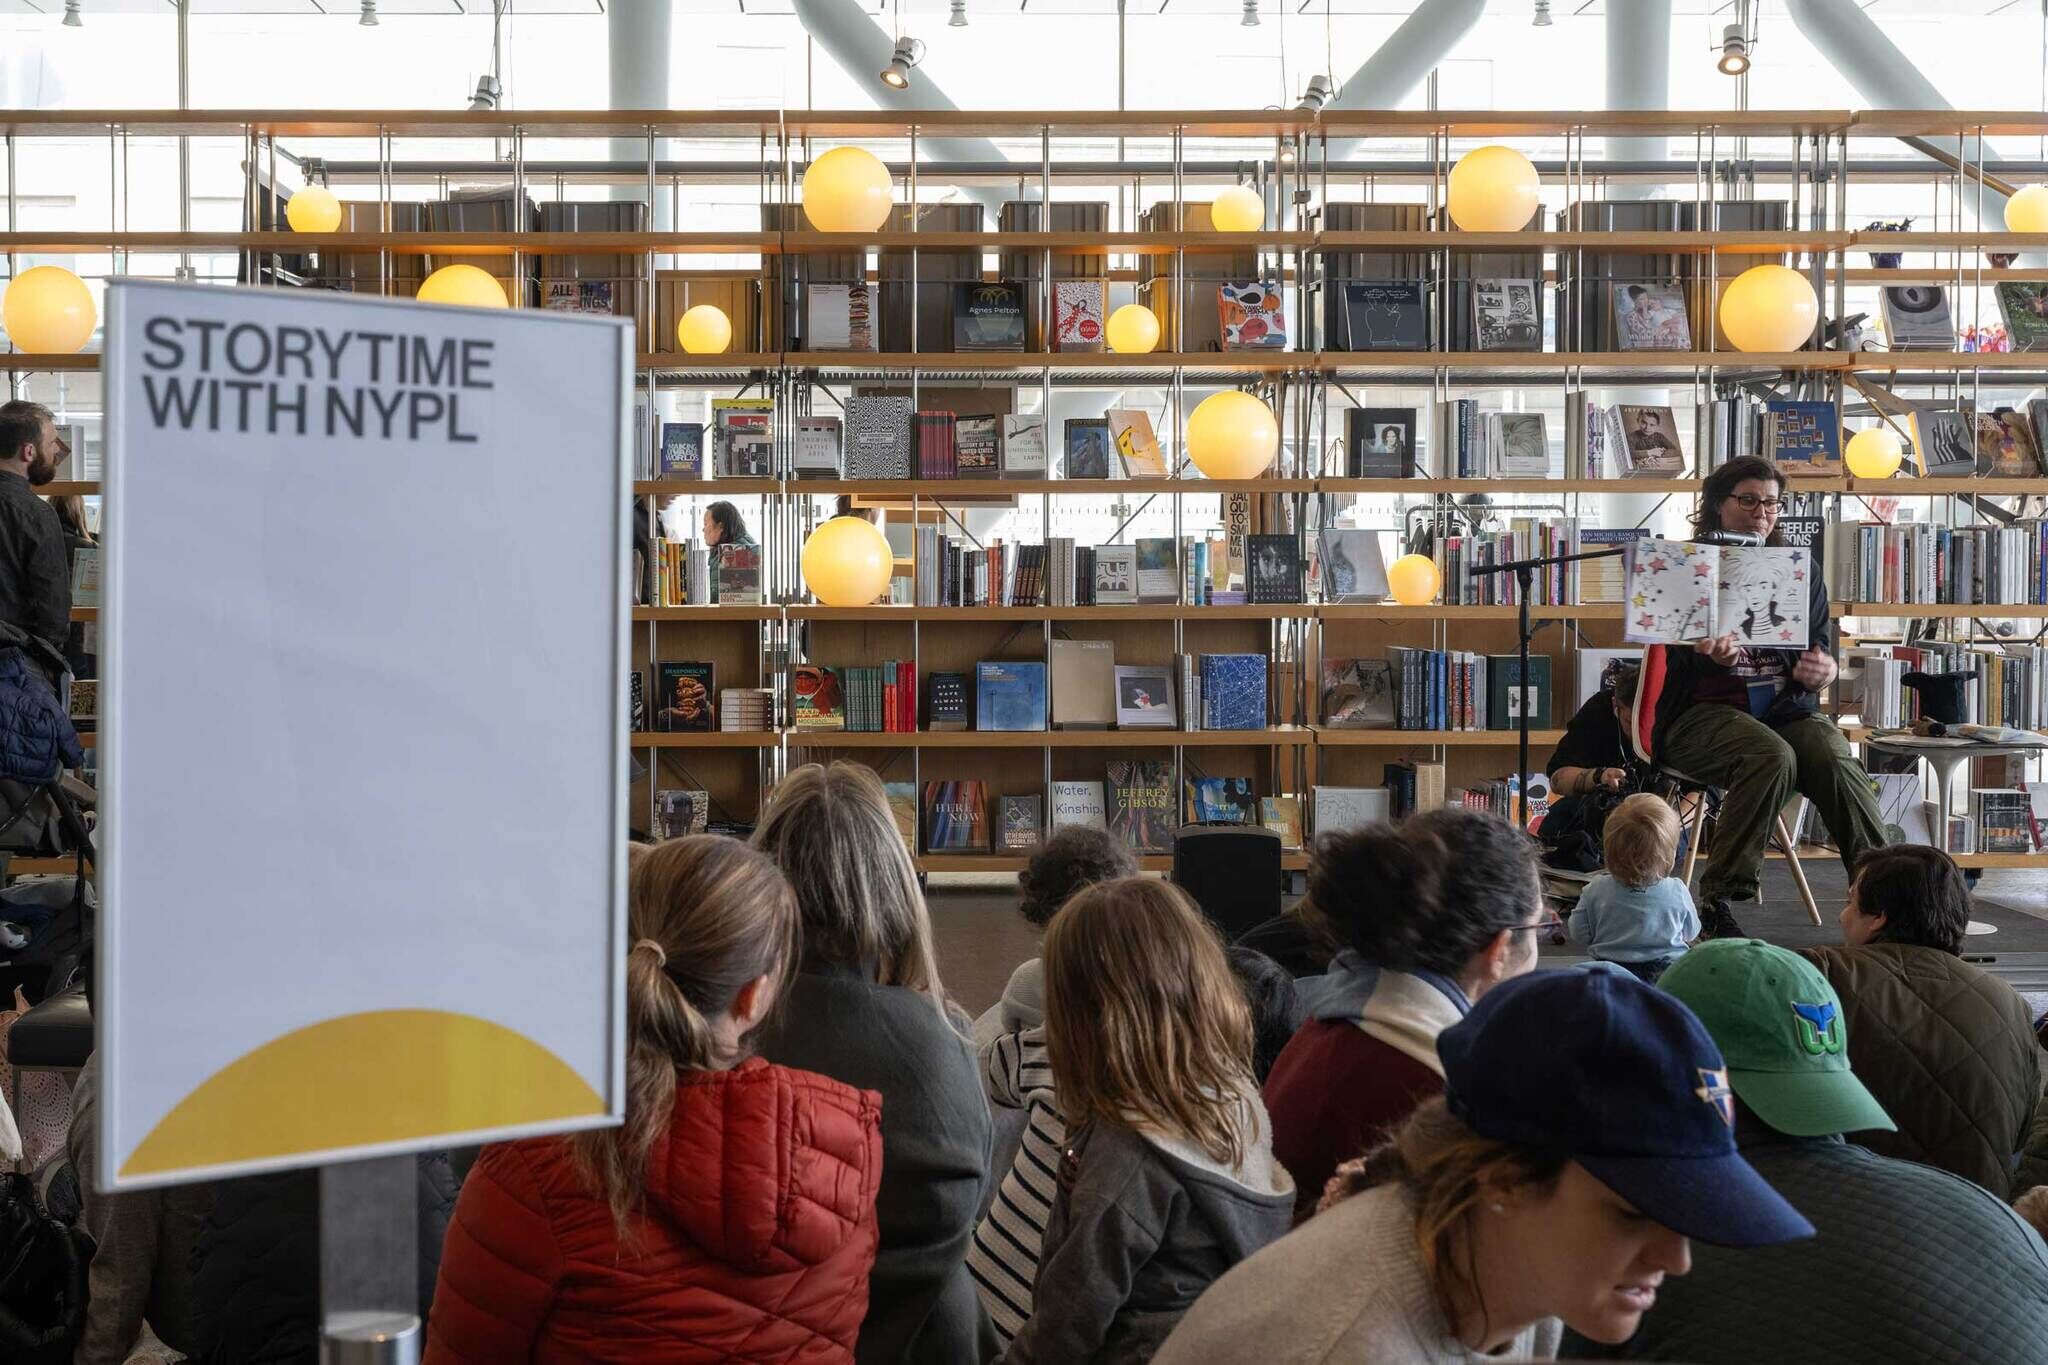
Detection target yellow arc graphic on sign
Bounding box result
[121,1008,605,1177]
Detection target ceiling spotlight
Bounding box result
[1241,0,1259,27]
[1718,24,1751,76]
[949,0,967,26]
[879,35,925,89]
[1279,137,1297,168]
[360,0,379,27]
[1297,74,1336,113]
[468,75,502,112]
[1532,0,1551,26]
[62,1,81,27]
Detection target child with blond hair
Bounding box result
[1570,792,1699,984]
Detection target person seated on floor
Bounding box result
[970,825,1137,1047]
[1568,938,2048,1362]
[1803,843,2040,1197]
[1569,793,1698,984]
[1621,456,1887,938]
[1266,809,1548,1221]
[1001,877,1294,1363]
[750,762,996,1365]
[1152,967,1814,1365]
[1228,944,1304,1084]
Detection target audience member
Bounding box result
[1003,878,1294,1362]
[700,500,754,548]
[971,826,1137,1046]
[1266,809,1547,1218]
[1154,968,1812,1364]
[426,836,880,1363]
[751,762,997,1364]
[0,399,72,671]
[1226,945,1304,1084]
[1569,938,2048,1361]
[2015,1185,2048,1241]
[1569,793,1698,983]
[1804,844,2040,1196]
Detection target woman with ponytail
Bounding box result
[1263,808,1549,1220]
[423,836,883,1364]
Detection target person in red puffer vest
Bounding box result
[424,835,884,1365]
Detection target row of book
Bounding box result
[1834,521,2048,607]
[634,663,776,734]
[799,278,1291,353]
[1841,642,2048,732]
[911,531,1301,608]
[1321,653,1554,733]
[1421,518,1591,607]
[647,540,765,607]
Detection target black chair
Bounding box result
[1171,825,1282,941]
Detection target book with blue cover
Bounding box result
[1763,399,1842,475]
[1186,776,1259,825]
[923,780,990,852]
[1200,654,1268,730]
[658,422,704,478]
[975,660,1047,731]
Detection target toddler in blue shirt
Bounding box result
[1571,793,1698,984]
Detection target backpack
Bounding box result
[0,1171,88,1364]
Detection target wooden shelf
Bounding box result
[633,731,781,748]
[787,726,1313,748]
[1313,727,1568,747]
[787,351,1304,372]
[70,607,95,622]
[1839,603,2048,618]
[1318,477,1709,494]
[1320,603,1624,621]
[1318,351,1840,372]
[781,230,1315,255]
[786,478,1317,496]
[633,605,781,622]
[787,603,1312,621]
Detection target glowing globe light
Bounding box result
[1844,426,1904,481]
[1186,391,1278,479]
[1,266,96,354]
[1446,145,1541,232]
[677,304,732,355]
[802,516,893,606]
[285,186,343,233]
[1105,303,1161,355]
[2006,186,2048,233]
[417,264,509,309]
[1718,264,1818,353]
[801,146,894,233]
[1387,553,1442,607]
[1211,186,1265,233]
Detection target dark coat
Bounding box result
[0,623,79,783]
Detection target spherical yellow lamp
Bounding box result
[2007,186,2048,233]
[1844,426,1904,481]
[1387,553,1442,607]
[1718,264,1818,353]
[416,264,509,309]
[1446,145,1541,232]
[801,146,894,234]
[285,185,342,234]
[803,516,893,607]
[1105,303,1161,355]
[1,266,96,354]
[1185,391,1278,479]
[677,304,732,355]
[1211,186,1265,233]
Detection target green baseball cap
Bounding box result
[1659,939,1896,1139]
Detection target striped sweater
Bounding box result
[966,1025,1062,1345]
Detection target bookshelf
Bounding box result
[11,107,2048,866]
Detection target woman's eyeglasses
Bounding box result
[1726,493,1785,514]
[1511,915,1568,937]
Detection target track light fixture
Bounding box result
[1532,0,1551,26]
[949,0,967,27]
[468,76,502,112]
[879,35,924,89]
[1241,0,1259,27]
[62,0,81,26]
[360,0,379,28]
[1297,74,1335,113]
[1717,23,1751,76]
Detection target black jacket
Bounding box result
[0,472,70,660]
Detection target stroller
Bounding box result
[0,624,95,1006]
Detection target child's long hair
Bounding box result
[1042,877,1256,1167]
[573,835,800,1232]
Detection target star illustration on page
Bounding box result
[1779,629,1794,641]
[1648,557,1669,572]
[1638,613,1658,630]
[1792,569,1805,581]
[1694,563,1711,577]
[1633,593,1648,607]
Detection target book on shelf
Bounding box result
[1578,528,1648,602]
[2030,783,2048,851]
[69,544,98,609]
[1051,780,1108,830]
[1065,418,1114,479]
[837,661,916,732]
[1612,404,1687,478]
[1763,399,1842,476]
[714,545,762,605]
[807,281,877,352]
[883,781,917,849]
[1972,789,2032,854]
[1383,760,1448,819]
[1052,638,1116,729]
[1094,544,1138,604]
[1432,401,1554,480]
[1313,785,1391,837]
[924,780,991,853]
[654,789,711,839]
[1105,760,1175,853]
[1186,776,1259,825]
[1612,282,1692,351]
[1774,515,1826,587]
[845,394,913,479]
[1432,517,1579,607]
[792,665,845,730]
[629,669,646,732]
[956,414,1001,478]
[720,687,775,733]
[1136,537,1179,603]
[545,280,613,315]
[1315,529,1389,603]
[653,661,716,732]
[1322,658,1396,729]
[1694,396,1762,474]
[916,409,959,479]
[1200,653,1267,730]
[1053,280,1106,352]
[926,671,972,731]
[1835,520,2048,608]
[1997,282,2048,352]
[1340,281,1428,350]
[1879,285,1954,351]
[1385,647,1491,731]
[1001,415,1048,477]
[1108,409,1169,479]
[1115,664,1177,729]
[1492,412,1548,478]
[1486,654,1553,730]
[1247,534,1303,605]
[1218,280,1288,350]
[1450,771,1553,826]
[67,676,95,732]
[1178,652,1201,733]
[976,659,1048,731]
[1260,795,1303,848]
[1574,647,1643,708]
[1345,407,1418,478]
[658,422,704,479]
[1472,278,1541,351]
[954,281,1027,351]
[1623,537,1811,649]
[793,415,843,479]
[1975,407,2044,477]
[1001,794,1044,850]
[712,398,775,477]
[1910,407,1979,477]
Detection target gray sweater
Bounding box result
[1152,1184,1562,1365]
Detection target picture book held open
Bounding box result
[1622,537,1811,650]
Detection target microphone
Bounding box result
[1697,529,1764,547]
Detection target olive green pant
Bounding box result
[1658,705,1888,904]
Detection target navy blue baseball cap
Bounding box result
[1437,968,1814,1248]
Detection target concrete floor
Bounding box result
[928,863,2048,1020]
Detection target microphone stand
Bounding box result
[1468,545,1630,830]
